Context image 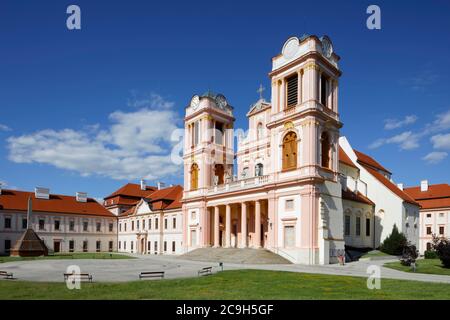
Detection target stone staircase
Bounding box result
[179,248,291,264]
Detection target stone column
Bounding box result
[254,200,261,248]
[214,206,220,247]
[240,202,247,248]
[225,204,231,247]
[280,79,286,111]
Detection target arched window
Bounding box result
[282,131,297,171]
[190,163,199,190]
[321,131,331,169]
[255,163,263,176]
[257,123,264,140]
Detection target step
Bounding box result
[179,248,291,264]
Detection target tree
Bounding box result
[379,224,407,255]
[431,235,450,268]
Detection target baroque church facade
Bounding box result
[181,35,420,264]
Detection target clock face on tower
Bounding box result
[190,95,200,110]
[215,94,227,109]
[321,36,333,58]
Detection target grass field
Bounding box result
[0,270,450,300]
[384,259,450,276]
[360,250,391,259]
[0,252,133,263]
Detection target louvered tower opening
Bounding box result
[286,75,298,109]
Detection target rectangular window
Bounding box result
[5,240,11,253]
[131,221,135,231]
[83,241,88,252]
[22,218,27,229]
[109,223,113,232]
[96,241,101,252]
[285,199,294,210]
[124,241,126,250]
[131,241,134,252]
[215,122,224,145]
[119,223,122,232]
[137,220,140,230]
[69,240,75,252]
[194,121,200,146]
[426,213,432,218]
[155,218,159,230]
[164,241,167,252]
[69,220,75,231]
[39,219,45,230]
[143,220,146,230]
[426,226,432,235]
[148,241,151,253]
[345,216,351,236]
[286,74,298,108]
[124,223,127,232]
[96,222,101,232]
[83,221,88,232]
[149,219,152,230]
[4,217,11,229]
[439,226,445,235]
[54,220,60,231]
[366,218,371,236]
[118,241,121,250]
[164,218,168,230]
[173,217,176,229]
[283,225,295,248]
[172,241,176,253]
[154,241,158,253]
[356,217,361,236]
[109,241,113,252]
[320,73,330,107]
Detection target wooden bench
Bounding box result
[198,267,213,277]
[63,273,93,283]
[0,271,13,279]
[139,271,164,280]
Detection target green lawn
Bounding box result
[385,259,450,276]
[1,270,450,300]
[0,252,133,263]
[360,250,391,259]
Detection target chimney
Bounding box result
[420,180,429,192]
[76,192,87,203]
[157,182,165,190]
[397,183,404,190]
[35,187,50,200]
[140,179,146,191]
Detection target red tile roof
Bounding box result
[0,189,115,217]
[339,147,358,169]
[354,150,392,174]
[104,183,156,200]
[404,184,450,210]
[342,189,375,206]
[119,185,183,217]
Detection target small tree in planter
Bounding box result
[431,235,450,268]
[380,224,407,255]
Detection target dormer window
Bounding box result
[286,74,298,109]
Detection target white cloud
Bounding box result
[422,151,448,164]
[430,133,450,150]
[0,124,11,132]
[384,115,417,130]
[7,94,183,181]
[432,110,450,132]
[369,131,420,150]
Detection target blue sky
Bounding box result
[1,0,450,199]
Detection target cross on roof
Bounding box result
[257,84,265,100]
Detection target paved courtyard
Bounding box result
[1,254,450,284]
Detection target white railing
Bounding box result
[208,175,270,194]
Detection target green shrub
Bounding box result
[380,224,407,255]
[400,242,418,266]
[424,250,438,259]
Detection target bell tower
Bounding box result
[183,92,235,195]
